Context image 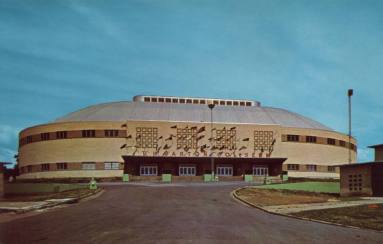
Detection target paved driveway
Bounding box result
[1,183,382,243]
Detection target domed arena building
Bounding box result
[17,95,357,181]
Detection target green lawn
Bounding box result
[256,182,340,194]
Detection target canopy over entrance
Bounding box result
[122,156,286,176]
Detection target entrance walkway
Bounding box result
[1,184,382,243]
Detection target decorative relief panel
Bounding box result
[177,127,198,150]
[136,127,158,148]
[254,131,274,151]
[214,128,236,150]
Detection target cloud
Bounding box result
[0,125,19,164]
[0,0,382,168]
[0,125,19,145]
[0,147,17,165]
[68,1,125,42]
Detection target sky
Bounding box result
[0,0,382,166]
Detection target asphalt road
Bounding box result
[1,183,383,244]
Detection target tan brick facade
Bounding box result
[17,119,356,179]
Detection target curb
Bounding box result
[1,188,103,214]
[78,189,104,203]
[77,188,103,202]
[231,187,383,234]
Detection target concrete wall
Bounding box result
[288,171,340,179]
[18,120,356,179]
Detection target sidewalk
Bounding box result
[97,181,254,187]
[263,197,383,214]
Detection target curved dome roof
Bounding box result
[54,100,333,131]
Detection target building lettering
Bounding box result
[125,149,273,159]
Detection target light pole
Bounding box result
[348,89,353,164]
[208,103,215,181]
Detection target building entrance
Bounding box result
[123,156,286,177]
[140,165,158,176]
[217,166,233,176]
[179,166,196,176]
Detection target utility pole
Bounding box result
[208,103,215,181]
[348,89,353,164]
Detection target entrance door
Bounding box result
[217,166,233,176]
[140,166,158,176]
[179,166,196,176]
[253,166,268,176]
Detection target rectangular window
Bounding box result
[327,138,335,145]
[220,101,225,105]
[41,163,50,171]
[104,162,120,170]
[56,131,68,139]
[216,166,233,176]
[233,101,239,106]
[159,98,164,102]
[287,135,299,142]
[227,101,232,106]
[240,102,245,106]
[140,166,158,176]
[112,162,119,170]
[27,135,33,143]
[179,166,196,176]
[179,99,185,103]
[306,164,317,171]
[199,100,206,104]
[339,140,346,147]
[172,98,178,103]
[246,102,252,106]
[41,133,50,141]
[328,166,336,172]
[151,97,158,102]
[186,99,192,104]
[57,162,68,170]
[306,136,317,143]
[104,130,119,137]
[82,162,96,170]
[193,99,199,104]
[144,97,150,102]
[165,98,171,103]
[252,166,268,176]
[287,164,300,171]
[27,165,33,173]
[82,130,96,138]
